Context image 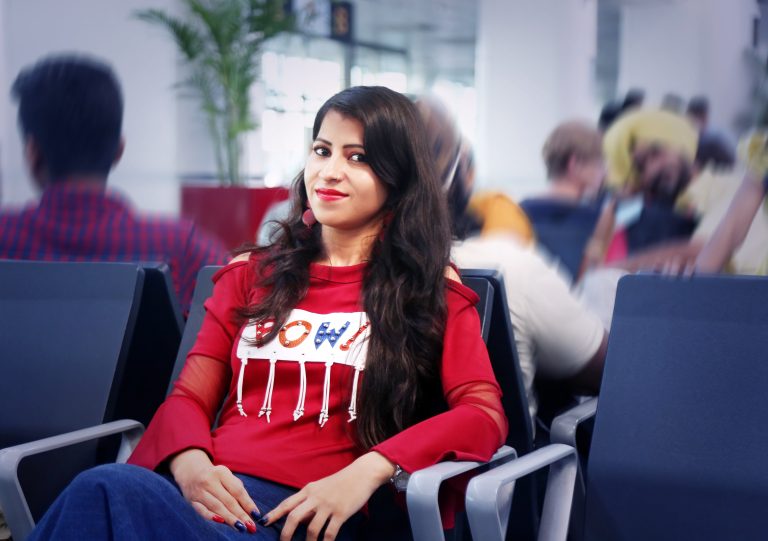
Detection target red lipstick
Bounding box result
[316,188,348,201]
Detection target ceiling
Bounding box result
[348,0,478,85]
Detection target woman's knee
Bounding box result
[68,463,155,495]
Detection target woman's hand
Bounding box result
[266,451,396,541]
[170,448,259,534]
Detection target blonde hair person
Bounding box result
[603,108,698,198]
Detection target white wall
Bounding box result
[618,0,757,139]
[475,0,598,199]
[0,0,181,213]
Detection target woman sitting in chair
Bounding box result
[29,86,507,541]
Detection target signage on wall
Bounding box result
[331,2,354,42]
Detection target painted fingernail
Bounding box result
[211,514,225,524]
[246,520,257,534]
[235,520,247,533]
[250,510,262,522]
[257,514,268,526]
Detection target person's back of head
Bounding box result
[415,96,480,239]
[598,101,622,132]
[695,132,735,170]
[661,93,685,114]
[621,88,645,113]
[12,54,124,185]
[542,120,604,198]
[687,95,709,130]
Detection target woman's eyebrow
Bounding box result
[314,137,364,150]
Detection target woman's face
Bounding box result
[304,110,389,234]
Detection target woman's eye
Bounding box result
[350,153,367,163]
[313,146,330,157]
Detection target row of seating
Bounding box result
[0,261,184,539]
[467,273,768,541]
[1,261,767,540]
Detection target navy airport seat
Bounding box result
[466,274,768,541]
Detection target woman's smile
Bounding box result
[316,187,348,201]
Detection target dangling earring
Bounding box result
[302,207,316,227]
[378,211,394,241]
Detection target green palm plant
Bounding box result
[136,0,293,186]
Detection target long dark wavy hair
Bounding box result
[240,86,452,448]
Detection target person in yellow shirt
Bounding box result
[696,131,768,274]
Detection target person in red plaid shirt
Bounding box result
[0,54,229,312]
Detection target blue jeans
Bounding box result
[28,463,364,540]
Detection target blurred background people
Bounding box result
[660,92,685,114]
[0,54,228,312]
[620,88,645,115]
[598,108,700,262]
[696,131,768,275]
[686,95,736,172]
[598,88,645,134]
[416,96,608,431]
[520,120,605,280]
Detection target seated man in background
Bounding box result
[599,108,700,261]
[695,131,768,275]
[687,96,735,172]
[520,120,605,279]
[416,97,608,432]
[0,54,228,312]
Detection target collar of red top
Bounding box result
[38,184,131,215]
[309,261,367,284]
[307,261,480,305]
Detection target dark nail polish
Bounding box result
[235,520,246,533]
[246,521,257,534]
[250,509,262,522]
[257,515,268,526]
[211,514,225,524]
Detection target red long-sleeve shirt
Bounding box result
[129,255,507,525]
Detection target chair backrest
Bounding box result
[113,263,185,426]
[584,274,768,540]
[0,260,144,520]
[461,269,538,541]
[0,260,144,445]
[461,276,493,343]
[167,265,221,393]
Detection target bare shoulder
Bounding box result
[444,265,462,283]
[228,252,253,264]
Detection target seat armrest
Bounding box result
[549,397,598,448]
[466,443,577,541]
[0,419,144,541]
[407,446,517,541]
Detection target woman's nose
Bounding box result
[319,154,344,181]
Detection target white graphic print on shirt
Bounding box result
[235,308,370,426]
